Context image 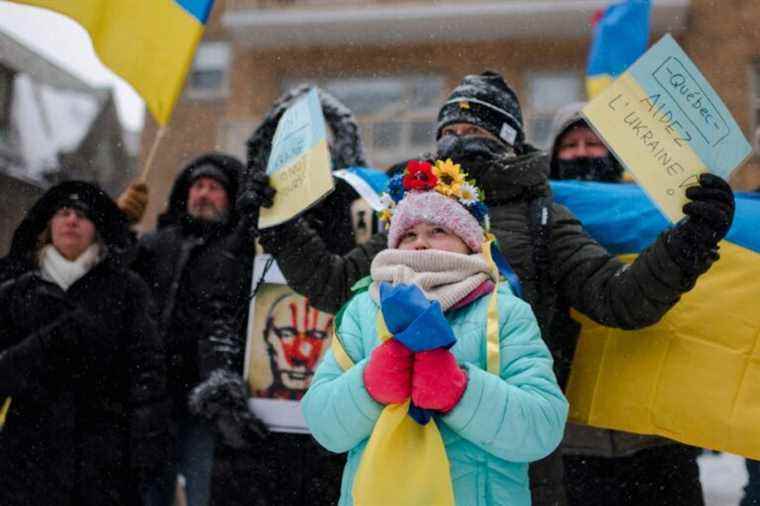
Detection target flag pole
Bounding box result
[140,126,168,181]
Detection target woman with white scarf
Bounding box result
[0,181,170,506]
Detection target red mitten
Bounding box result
[411,348,468,413]
[363,339,413,405]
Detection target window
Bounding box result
[523,71,584,149]
[187,42,231,99]
[217,119,257,161]
[0,65,13,147]
[284,75,444,168]
[749,61,760,155]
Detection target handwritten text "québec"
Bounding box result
[608,93,693,177]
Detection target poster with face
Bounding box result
[244,256,336,433]
[243,172,387,432]
[246,281,333,401]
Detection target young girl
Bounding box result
[302,159,568,505]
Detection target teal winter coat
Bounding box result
[302,284,569,506]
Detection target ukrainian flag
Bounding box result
[586,0,651,99]
[552,180,760,459]
[9,0,215,125]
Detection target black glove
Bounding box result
[189,369,268,448]
[237,172,276,239]
[666,173,735,275]
[237,172,276,210]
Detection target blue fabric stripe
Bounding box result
[491,242,524,300]
[175,0,214,23]
[586,0,651,78]
[550,180,760,255]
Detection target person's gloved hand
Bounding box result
[379,282,431,334]
[363,339,413,405]
[236,172,276,238]
[379,283,456,352]
[116,181,149,224]
[666,173,735,275]
[237,172,276,214]
[411,348,467,413]
[189,369,268,448]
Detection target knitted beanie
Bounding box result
[436,70,524,147]
[380,159,489,253]
[387,191,485,252]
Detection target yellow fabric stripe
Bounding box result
[586,74,614,99]
[11,0,205,125]
[481,239,502,376]
[0,397,10,430]
[485,283,501,376]
[353,399,455,506]
[330,330,354,371]
[567,243,760,459]
[375,312,392,343]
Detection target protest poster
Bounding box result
[243,255,334,433]
[258,87,334,229]
[582,34,751,222]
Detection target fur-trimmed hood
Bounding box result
[244,85,368,183]
[6,180,132,271]
[158,152,244,230]
[547,102,623,180]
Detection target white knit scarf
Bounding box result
[369,249,494,311]
[38,243,102,291]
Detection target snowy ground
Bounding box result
[699,452,748,506]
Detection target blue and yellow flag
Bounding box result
[552,180,760,459]
[9,0,215,125]
[586,0,651,99]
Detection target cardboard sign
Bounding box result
[582,34,751,222]
[258,88,334,228]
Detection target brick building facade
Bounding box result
[138,0,760,230]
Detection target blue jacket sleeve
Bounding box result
[441,298,568,463]
[301,296,384,453]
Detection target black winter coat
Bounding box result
[132,156,254,417]
[0,180,169,506]
[0,262,169,506]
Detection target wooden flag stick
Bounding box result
[140,126,168,181]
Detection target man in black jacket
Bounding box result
[241,71,735,506]
[129,153,262,506]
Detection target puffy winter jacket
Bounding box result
[302,283,568,506]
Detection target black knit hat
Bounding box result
[436,71,524,147]
[158,152,243,229]
[189,163,233,192]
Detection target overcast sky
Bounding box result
[0,2,145,131]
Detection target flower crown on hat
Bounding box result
[379,159,490,231]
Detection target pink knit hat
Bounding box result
[387,191,485,252]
